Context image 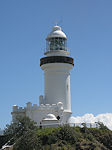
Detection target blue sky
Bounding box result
[0,0,112,129]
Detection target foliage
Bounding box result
[56,125,78,144]
[4,116,37,146]
[4,116,36,136]
[13,130,42,150]
[89,128,112,149]
[2,119,112,150]
[0,135,10,149]
[97,122,109,130]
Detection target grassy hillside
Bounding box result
[1,117,112,150]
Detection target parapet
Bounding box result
[12,105,25,113]
[12,102,64,114]
[39,102,63,111]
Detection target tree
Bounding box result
[56,125,78,144]
[97,122,109,130]
[4,116,37,145]
[13,130,42,150]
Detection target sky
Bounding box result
[0,0,112,129]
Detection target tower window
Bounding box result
[46,37,67,51]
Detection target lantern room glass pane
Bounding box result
[46,37,67,51]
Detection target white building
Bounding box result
[11,26,74,127]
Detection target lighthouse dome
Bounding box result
[43,114,57,120]
[46,26,67,40]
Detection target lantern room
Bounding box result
[46,26,67,52]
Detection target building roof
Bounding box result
[46,26,67,40]
[43,113,58,121]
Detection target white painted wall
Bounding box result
[41,63,73,112]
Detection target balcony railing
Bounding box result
[40,56,74,66]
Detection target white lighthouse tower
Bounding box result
[12,25,74,127]
[40,26,74,123]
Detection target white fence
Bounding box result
[40,122,100,128]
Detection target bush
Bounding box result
[13,130,42,150]
[56,125,78,144]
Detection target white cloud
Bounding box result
[68,113,112,130]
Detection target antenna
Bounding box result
[53,18,63,26]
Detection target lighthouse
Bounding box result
[40,26,74,123]
[12,26,74,126]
